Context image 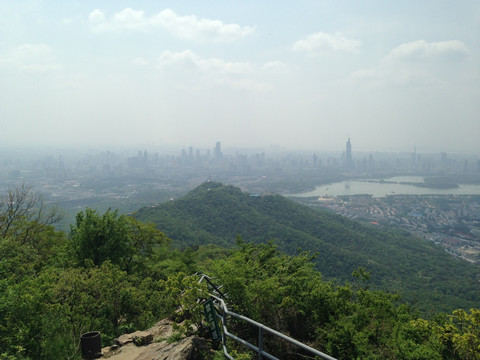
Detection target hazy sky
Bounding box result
[1,1,479,153]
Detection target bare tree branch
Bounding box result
[0,184,62,244]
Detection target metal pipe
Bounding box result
[258,327,264,360]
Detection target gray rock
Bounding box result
[102,319,212,360]
[132,331,153,346]
[136,336,208,360]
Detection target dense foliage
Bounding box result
[206,240,480,360]
[1,184,480,359]
[0,187,198,359]
[135,182,480,313]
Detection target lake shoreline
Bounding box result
[289,176,480,198]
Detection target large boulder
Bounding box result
[134,336,209,360]
[101,319,212,360]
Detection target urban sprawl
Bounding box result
[1,140,479,263]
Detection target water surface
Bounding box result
[291,176,480,198]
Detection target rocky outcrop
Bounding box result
[101,319,211,360]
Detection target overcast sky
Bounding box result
[0,1,479,154]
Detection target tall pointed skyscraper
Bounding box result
[345,137,353,168]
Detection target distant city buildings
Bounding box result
[2,140,480,189]
[311,193,480,264]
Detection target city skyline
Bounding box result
[1,137,480,160]
[0,1,479,153]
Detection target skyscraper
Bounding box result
[214,141,223,159]
[345,137,353,168]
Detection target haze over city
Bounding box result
[0,1,479,153]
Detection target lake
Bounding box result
[290,176,480,198]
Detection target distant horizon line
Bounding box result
[0,141,476,155]
[0,142,478,157]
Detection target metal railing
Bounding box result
[198,274,337,360]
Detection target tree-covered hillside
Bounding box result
[2,185,480,359]
[135,182,480,313]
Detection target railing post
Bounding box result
[258,327,263,360]
[223,306,228,350]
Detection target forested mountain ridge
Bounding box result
[2,184,480,359]
[135,181,480,313]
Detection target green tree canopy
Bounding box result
[69,208,169,272]
[69,208,129,267]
